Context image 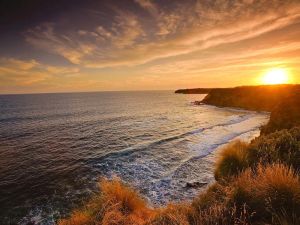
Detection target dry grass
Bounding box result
[229,164,300,223]
[58,211,91,225]
[214,141,250,180]
[148,204,190,225]
[58,179,154,225]
[189,203,253,225]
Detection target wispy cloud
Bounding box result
[134,0,159,16]
[24,0,300,69]
[146,41,300,75]
[0,58,79,87]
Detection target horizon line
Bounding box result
[1,83,299,96]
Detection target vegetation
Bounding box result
[214,141,249,180]
[58,179,154,225]
[214,127,300,180]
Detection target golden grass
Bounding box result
[58,179,155,225]
[148,204,190,225]
[229,164,300,223]
[58,211,91,225]
[189,203,253,225]
[214,141,250,180]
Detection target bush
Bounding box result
[248,127,300,171]
[215,127,300,181]
[214,141,250,180]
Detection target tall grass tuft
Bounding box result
[229,163,300,223]
[58,178,154,225]
[214,141,250,180]
[148,204,190,225]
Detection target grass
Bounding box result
[149,204,190,225]
[214,141,249,180]
[58,127,300,225]
[214,127,300,181]
[228,164,300,223]
[58,179,154,225]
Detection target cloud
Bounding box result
[134,0,158,16]
[0,58,79,86]
[145,41,300,75]
[24,0,300,69]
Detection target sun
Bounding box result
[261,68,290,85]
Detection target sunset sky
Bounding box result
[1,0,300,94]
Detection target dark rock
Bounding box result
[185,181,207,189]
[192,101,203,105]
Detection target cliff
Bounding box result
[175,88,214,94]
[201,84,300,111]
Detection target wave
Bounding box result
[88,113,257,163]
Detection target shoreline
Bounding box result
[58,85,300,224]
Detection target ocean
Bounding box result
[0,91,269,224]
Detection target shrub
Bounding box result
[215,127,300,181]
[248,127,300,171]
[214,141,250,180]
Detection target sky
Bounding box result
[0,0,300,94]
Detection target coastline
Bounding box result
[59,85,300,225]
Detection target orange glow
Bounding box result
[261,68,290,85]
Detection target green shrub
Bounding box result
[248,127,300,171]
